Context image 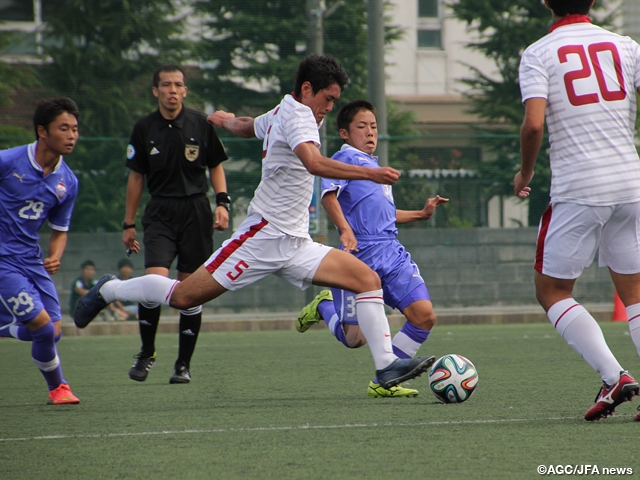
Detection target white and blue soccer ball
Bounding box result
[428,354,478,403]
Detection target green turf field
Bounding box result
[1,322,639,479]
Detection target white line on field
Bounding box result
[3,414,626,443]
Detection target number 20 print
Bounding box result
[558,42,626,106]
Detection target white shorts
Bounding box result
[204,213,332,291]
[535,201,640,279]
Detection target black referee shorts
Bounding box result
[141,194,214,274]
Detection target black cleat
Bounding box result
[376,355,436,390]
[73,274,117,328]
[128,352,156,382]
[169,362,191,384]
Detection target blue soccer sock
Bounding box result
[317,299,335,324]
[30,321,65,391]
[0,324,61,343]
[0,324,32,341]
[392,321,431,359]
[318,299,354,348]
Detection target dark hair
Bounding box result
[33,97,79,140]
[81,259,95,269]
[117,258,133,270]
[153,64,186,88]
[337,100,377,132]
[546,0,592,17]
[293,55,349,98]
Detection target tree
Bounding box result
[449,0,615,225]
[34,0,190,231]
[189,1,402,219]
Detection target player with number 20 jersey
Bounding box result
[514,0,640,422]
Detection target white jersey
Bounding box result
[249,94,321,237]
[519,20,640,206]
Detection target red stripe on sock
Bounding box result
[165,280,179,304]
[355,295,384,302]
[554,303,579,329]
[535,204,553,273]
[205,218,269,274]
[628,314,640,323]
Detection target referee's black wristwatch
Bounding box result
[122,222,136,230]
[216,192,231,211]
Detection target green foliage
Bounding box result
[191,1,404,220]
[448,0,613,225]
[31,0,190,231]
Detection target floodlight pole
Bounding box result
[367,0,388,167]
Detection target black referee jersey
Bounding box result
[126,106,228,197]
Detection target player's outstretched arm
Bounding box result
[396,195,449,224]
[515,97,546,198]
[321,191,358,253]
[294,142,400,185]
[207,111,255,138]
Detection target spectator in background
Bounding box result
[112,258,137,320]
[69,259,96,317]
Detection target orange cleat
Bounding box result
[48,384,80,405]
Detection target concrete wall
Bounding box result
[46,226,615,316]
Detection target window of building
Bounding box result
[0,0,35,22]
[417,29,441,49]
[418,0,438,18]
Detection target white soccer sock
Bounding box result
[100,275,178,306]
[548,298,623,385]
[355,290,396,370]
[625,303,640,359]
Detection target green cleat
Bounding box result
[367,381,419,398]
[296,290,333,333]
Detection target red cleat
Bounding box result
[48,384,80,405]
[634,407,640,422]
[584,372,638,421]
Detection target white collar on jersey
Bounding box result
[28,141,64,173]
[339,143,378,163]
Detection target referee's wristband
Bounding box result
[122,222,136,230]
[216,192,231,205]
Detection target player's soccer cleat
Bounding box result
[128,352,156,382]
[296,290,332,333]
[47,383,80,405]
[584,371,639,421]
[635,406,640,422]
[73,274,117,328]
[169,362,191,384]
[376,355,435,390]
[367,380,418,398]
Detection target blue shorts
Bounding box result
[0,256,61,328]
[331,239,430,324]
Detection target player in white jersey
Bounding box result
[74,55,435,389]
[514,0,640,421]
[0,98,81,405]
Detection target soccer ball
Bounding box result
[428,354,478,403]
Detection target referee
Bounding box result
[122,65,230,384]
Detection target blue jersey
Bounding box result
[322,144,430,314]
[0,142,78,258]
[321,144,397,240]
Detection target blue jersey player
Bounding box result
[296,100,448,397]
[0,98,81,405]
